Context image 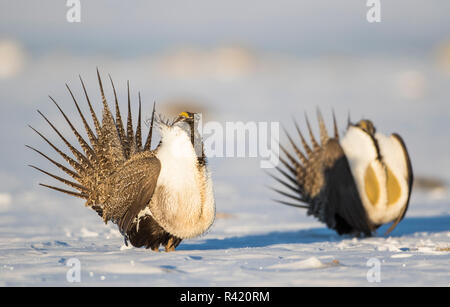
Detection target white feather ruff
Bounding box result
[147,124,215,239]
[340,126,409,225]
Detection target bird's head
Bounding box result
[172,111,200,142]
[355,119,376,136]
[173,111,196,125]
[156,111,204,159]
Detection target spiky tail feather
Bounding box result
[270,109,339,210]
[28,69,157,211]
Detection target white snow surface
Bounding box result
[1,185,449,286]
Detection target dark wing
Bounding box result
[105,155,161,233]
[384,133,413,235]
[320,140,373,235]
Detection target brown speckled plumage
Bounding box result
[27,70,184,250]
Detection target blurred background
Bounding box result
[0,0,449,224]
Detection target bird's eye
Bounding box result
[178,112,189,119]
[357,120,376,135]
[360,121,369,131]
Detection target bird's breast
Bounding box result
[150,135,215,238]
[340,127,410,225]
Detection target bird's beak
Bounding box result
[173,111,190,124]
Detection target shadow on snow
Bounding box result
[179,215,450,251]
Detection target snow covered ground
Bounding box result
[0,175,449,286]
[1,1,450,287]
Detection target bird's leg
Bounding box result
[151,246,159,252]
[165,238,176,252]
[165,245,175,252]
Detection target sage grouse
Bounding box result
[269,111,413,236]
[28,71,215,252]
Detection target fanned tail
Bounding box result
[28,70,157,210]
[269,109,336,209]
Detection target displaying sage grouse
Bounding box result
[27,71,215,252]
[269,111,413,236]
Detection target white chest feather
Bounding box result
[340,127,409,225]
[156,127,199,193]
[148,126,215,238]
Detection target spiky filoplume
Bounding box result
[27,70,183,250]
